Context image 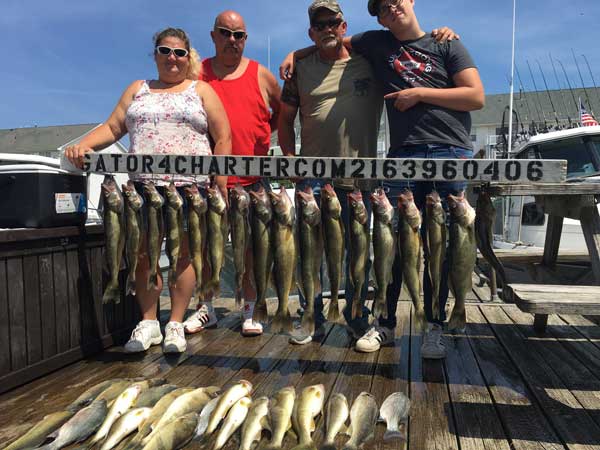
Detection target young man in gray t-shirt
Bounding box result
[351,0,484,359]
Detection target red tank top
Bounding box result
[201,58,272,187]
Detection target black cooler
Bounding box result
[0,164,87,228]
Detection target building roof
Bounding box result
[0,124,99,154]
[471,87,600,127]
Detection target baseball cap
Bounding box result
[368,0,380,16]
[308,0,344,22]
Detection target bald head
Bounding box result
[214,10,246,31]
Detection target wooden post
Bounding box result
[580,206,600,285]
[542,215,563,267]
[533,314,549,334]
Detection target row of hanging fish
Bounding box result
[101,176,483,333]
[4,377,410,450]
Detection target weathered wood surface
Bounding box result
[482,182,600,197]
[2,300,600,449]
[489,248,590,264]
[509,283,600,315]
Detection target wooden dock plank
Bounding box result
[23,256,42,366]
[502,307,600,429]
[7,258,27,372]
[0,260,10,376]
[38,254,57,360]
[465,306,563,450]
[444,311,511,450]
[409,313,458,450]
[480,304,600,449]
[558,314,600,353]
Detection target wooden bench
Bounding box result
[507,284,600,333]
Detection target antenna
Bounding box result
[536,60,560,128]
[549,53,572,127]
[582,54,600,113]
[515,63,534,127]
[557,59,579,124]
[507,0,516,154]
[527,59,547,128]
[571,48,595,115]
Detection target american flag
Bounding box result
[580,98,599,127]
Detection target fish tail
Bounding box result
[235,288,243,308]
[447,306,467,332]
[432,298,440,321]
[147,272,159,291]
[194,285,204,302]
[351,293,362,320]
[319,444,337,450]
[327,297,340,322]
[253,299,269,322]
[126,274,137,296]
[271,310,292,334]
[102,285,121,304]
[384,429,406,441]
[301,311,315,336]
[372,296,388,320]
[263,445,283,450]
[290,444,317,450]
[202,278,221,299]
[414,308,428,332]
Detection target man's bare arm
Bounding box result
[259,65,282,132]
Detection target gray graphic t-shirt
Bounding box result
[351,31,476,152]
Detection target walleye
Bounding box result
[297,187,323,336]
[239,397,270,450]
[270,187,296,334]
[320,393,349,450]
[126,387,194,448]
[90,383,144,445]
[146,386,220,442]
[95,379,144,405]
[101,176,125,304]
[214,396,252,450]
[100,407,152,450]
[371,188,396,320]
[5,411,74,450]
[266,386,296,450]
[204,184,228,299]
[475,191,507,291]
[133,384,179,409]
[379,392,410,441]
[205,380,253,436]
[348,191,369,320]
[194,395,221,440]
[397,191,426,331]
[249,187,273,322]
[343,393,378,450]
[140,413,198,450]
[38,400,108,450]
[321,184,344,322]
[165,183,185,287]
[122,181,144,296]
[66,379,119,412]
[230,184,251,307]
[143,182,164,291]
[425,192,446,321]
[447,193,477,331]
[184,184,208,301]
[291,384,326,450]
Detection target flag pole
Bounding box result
[507,0,517,156]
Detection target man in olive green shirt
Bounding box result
[278,0,383,344]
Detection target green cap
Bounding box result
[368,0,380,16]
[308,0,343,22]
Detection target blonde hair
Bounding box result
[187,48,201,80]
[153,27,200,80]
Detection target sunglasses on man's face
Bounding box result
[378,0,405,18]
[155,46,189,58]
[217,27,247,41]
[311,18,344,32]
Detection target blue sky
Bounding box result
[1,0,599,129]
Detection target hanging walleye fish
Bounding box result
[321,185,344,322]
[204,183,228,299]
[184,184,208,301]
[371,188,396,320]
[297,186,323,336]
[142,182,164,291]
[348,191,369,320]
[425,192,446,321]
[102,176,125,304]
[230,184,251,307]
[475,191,507,290]
[165,183,185,287]
[249,186,273,323]
[122,181,144,296]
[448,192,477,331]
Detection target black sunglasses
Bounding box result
[311,18,344,32]
[155,46,189,58]
[217,27,247,40]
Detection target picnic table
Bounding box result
[481,181,600,332]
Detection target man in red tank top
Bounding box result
[184,10,281,338]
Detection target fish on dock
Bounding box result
[213,396,252,450]
[266,386,296,450]
[4,411,74,450]
[291,384,326,450]
[379,392,410,441]
[342,392,378,450]
[321,393,349,450]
